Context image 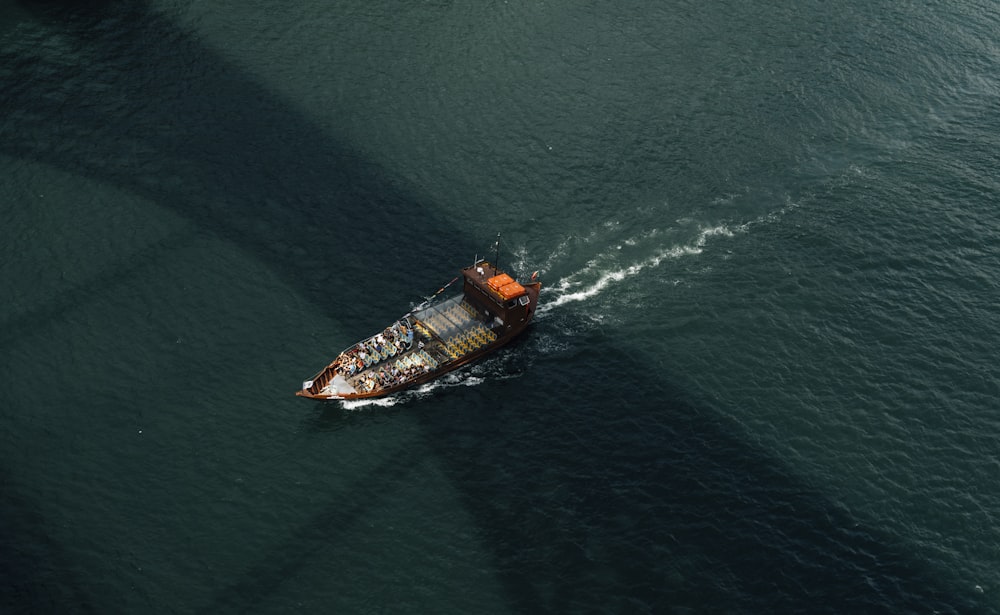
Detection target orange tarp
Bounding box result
[487,273,514,290]
[498,281,526,299]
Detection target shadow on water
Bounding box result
[414,345,987,614]
[0,0,460,341]
[0,471,97,615]
[1,1,466,611]
[197,449,426,614]
[0,230,197,348]
[0,2,988,613]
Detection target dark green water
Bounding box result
[2,0,999,612]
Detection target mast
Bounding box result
[494,232,501,273]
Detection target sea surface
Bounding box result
[2,0,999,613]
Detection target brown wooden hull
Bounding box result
[296,274,540,400]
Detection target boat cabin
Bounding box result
[460,260,534,331]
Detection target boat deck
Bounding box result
[412,294,499,361]
[320,345,443,396]
[317,294,502,397]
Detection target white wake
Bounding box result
[529,193,804,319]
[339,371,486,409]
[536,224,737,317]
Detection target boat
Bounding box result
[296,245,541,400]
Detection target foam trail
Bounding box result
[338,372,485,409]
[341,396,400,410]
[537,224,735,317]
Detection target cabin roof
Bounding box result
[463,261,526,300]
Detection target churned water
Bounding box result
[2,0,999,612]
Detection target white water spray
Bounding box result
[536,223,737,317]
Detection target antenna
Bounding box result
[494,232,501,274]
